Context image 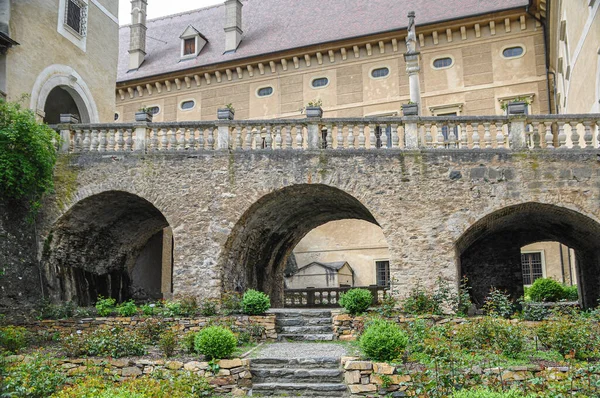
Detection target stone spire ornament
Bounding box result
[406,11,417,54]
[404,11,422,114]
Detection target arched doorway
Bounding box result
[456,202,600,308]
[42,191,172,306]
[220,184,385,307]
[42,86,84,124]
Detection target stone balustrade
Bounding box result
[52,114,600,153]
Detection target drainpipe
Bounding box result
[526,0,554,114]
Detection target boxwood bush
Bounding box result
[339,288,372,315]
[528,278,565,302]
[241,290,271,315]
[194,326,237,360]
[359,318,408,361]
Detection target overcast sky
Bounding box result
[118,0,222,25]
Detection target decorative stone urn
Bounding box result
[217,108,235,120]
[135,111,153,123]
[305,106,323,118]
[402,103,419,116]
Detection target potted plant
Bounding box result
[402,101,418,116]
[304,99,323,118]
[135,107,153,123]
[217,103,235,120]
[502,96,530,115]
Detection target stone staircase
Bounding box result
[275,309,334,341]
[250,357,347,397]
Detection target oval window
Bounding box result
[311,77,329,88]
[180,100,195,110]
[114,112,119,121]
[503,46,524,58]
[371,67,390,78]
[147,106,160,115]
[257,87,274,97]
[433,57,453,69]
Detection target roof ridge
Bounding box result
[120,2,226,28]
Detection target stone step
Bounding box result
[276,317,332,326]
[275,310,333,318]
[278,333,335,341]
[250,357,340,369]
[277,325,333,334]
[251,382,347,396]
[251,367,343,383]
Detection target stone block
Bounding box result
[345,370,361,384]
[219,358,242,369]
[165,361,183,370]
[373,362,395,375]
[349,384,377,394]
[110,359,130,368]
[344,360,373,370]
[339,334,356,341]
[122,366,142,377]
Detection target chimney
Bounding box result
[224,0,243,53]
[128,0,148,71]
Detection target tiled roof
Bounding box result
[117,0,529,83]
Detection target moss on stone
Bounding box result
[52,155,80,211]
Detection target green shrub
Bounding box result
[194,326,237,360]
[376,293,397,317]
[520,302,550,321]
[160,300,183,317]
[455,318,525,358]
[241,290,271,315]
[221,292,243,315]
[181,332,197,354]
[359,318,408,362]
[536,309,600,359]
[1,354,66,397]
[452,388,535,398]
[179,296,199,317]
[339,288,373,315]
[483,288,514,318]
[38,300,77,320]
[138,318,167,344]
[158,330,177,358]
[199,299,218,316]
[140,303,157,316]
[563,285,579,301]
[116,300,138,317]
[0,326,29,353]
[62,327,146,358]
[95,296,116,317]
[0,99,59,211]
[528,278,565,302]
[400,284,440,315]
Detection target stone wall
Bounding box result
[4,355,252,396]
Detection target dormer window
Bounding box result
[180,25,207,60]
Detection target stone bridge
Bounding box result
[37,114,600,309]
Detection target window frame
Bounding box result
[146,105,161,116]
[369,66,391,80]
[57,0,88,51]
[521,250,546,286]
[431,56,454,70]
[179,99,196,111]
[256,86,274,98]
[501,45,526,60]
[375,260,391,287]
[114,112,120,121]
[310,77,330,89]
[183,38,196,56]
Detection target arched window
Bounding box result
[257,87,274,97]
[371,67,390,79]
[311,77,329,88]
[503,46,525,58]
[432,57,453,69]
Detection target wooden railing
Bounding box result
[283,286,388,308]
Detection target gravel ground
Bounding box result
[253,342,350,359]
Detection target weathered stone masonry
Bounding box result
[30,148,600,309]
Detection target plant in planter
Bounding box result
[135,106,153,122]
[217,103,235,120]
[402,100,419,116]
[304,99,323,118]
[501,96,530,115]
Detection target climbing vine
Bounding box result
[0,98,58,213]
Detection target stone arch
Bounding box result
[42,190,172,306]
[456,202,600,308]
[220,184,382,307]
[30,64,99,123]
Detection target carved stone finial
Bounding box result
[406,11,417,54]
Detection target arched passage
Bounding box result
[220,184,381,307]
[456,203,600,308]
[42,86,86,124]
[42,191,172,306]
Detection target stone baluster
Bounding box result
[326,125,333,149]
[492,123,503,149]
[124,129,133,151]
[423,123,432,148]
[89,130,98,151]
[197,128,205,150]
[295,125,303,149]
[233,126,242,149]
[435,123,445,148]
[544,122,554,149]
[347,125,354,149]
[583,121,594,149]
[530,122,540,148]
[336,124,344,149]
[358,125,366,149]
[242,127,251,150]
[106,129,115,151]
[158,129,166,150]
[472,123,480,149]
[368,124,376,149]
[282,126,292,149]
[82,129,91,151]
[96,129,106,152]
[570,121,581,149]
[175,128,183,150]
[381,124,389,149]
[460,123,468,148]
[264,125,273,149]
[597,119,600,147]
[185,128,194,150]
[273,126,282,149]
[148,128,157,151]
[448,122,457,148]
[391,124,399,148]
[557,122,567,148]
[254,127,262,149]
[165,128,174,150]
[207,128,216,150]
[74,130,83,152]
[115,129,124,151]
[482,123,491,148]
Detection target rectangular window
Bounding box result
[65,0,83,35]
[376,261,390,287]
[183,38,196,56]
[521,252,544,285]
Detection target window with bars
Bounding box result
[521,252,544,285]
[376,261,390,287]
[65,0,87,36]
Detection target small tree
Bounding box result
[0,99,58,213]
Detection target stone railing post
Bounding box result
[404,117,419,149]
[507,105,527,149]
[133,123,149,152]
[217,108,234,149]
[59,114,78,153]
[306,118,320,149]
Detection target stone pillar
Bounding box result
[128,0,148,71]
[509,116,527,149]
[306,119,320,149]
[403,118,419,149]
[59,114,78,153]
[161,226,173,299]
[133,124,148,151]
[217,124,231,149]
[404,12,422,113]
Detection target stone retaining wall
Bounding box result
[4,355,252,396]
[341,358,593,396]
[21,314,277,341]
